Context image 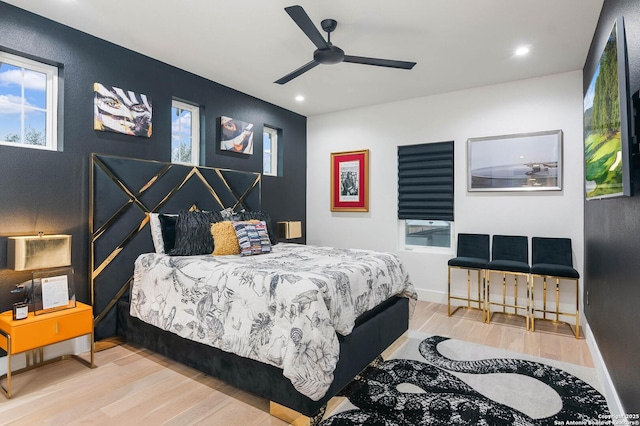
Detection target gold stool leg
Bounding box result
[555,278,560,323]
[447,266,452,316]
[466,270,472,309]
[486,270,491,323]
[525,274,530,331]
[477,269,482,311]
[531,275,581,338]
[502,273,507,314]
[514,275,519,317]
[575,278,580,339]
[543,277,548,320]
[530,275,535,332]
[448,267,486,319]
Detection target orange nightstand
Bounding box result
[0,301,95,398]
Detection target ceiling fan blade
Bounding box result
[274,60,319,85]
[285,5,329,50]
[343,55,416,70]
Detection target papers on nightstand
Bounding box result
[41,275,69,310]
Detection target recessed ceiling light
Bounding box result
[295,95,305,102]
[515,46,530,56]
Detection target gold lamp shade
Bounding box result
[7,234,72,271]
[277,221,302,240]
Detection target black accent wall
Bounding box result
[0,2,306,313]
[583,0,640,413]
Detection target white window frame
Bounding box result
[171,99,200,165]
[399,219,455,254]
[0,51,58,151]
[263,126,278,176]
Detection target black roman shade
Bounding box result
[398,141,454,221]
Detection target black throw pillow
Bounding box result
[158,214,178,253]
[169,210,220,256]
[205,210,225,223]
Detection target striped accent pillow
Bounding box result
[232,220,272,256]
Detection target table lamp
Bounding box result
[8,233,72,318]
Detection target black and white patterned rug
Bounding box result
[320,332,609,425]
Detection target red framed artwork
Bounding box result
[330,149,369,212]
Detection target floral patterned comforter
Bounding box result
[130,243,416,400]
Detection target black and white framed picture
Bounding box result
[467,130,563,192]
[219,116,254,154]
[93,82,152,137]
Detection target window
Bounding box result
[263,126,279,176]
[398,141,454,249]
[404,220,452,248]
[0,51,58,150]
[171,100,200,165]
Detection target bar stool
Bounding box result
[447,233,490,319]
[530,237,580,338]
[485,235,530,329]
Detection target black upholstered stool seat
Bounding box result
[448,256,488,269]
[486,259,530,274]
[447,233,489,319]
[530,263,579,279]
[486,235,530,328]
[530,237,581,338]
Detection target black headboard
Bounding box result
[90,153,261,341]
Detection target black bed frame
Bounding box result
[118,296,408,417]
[90,154,410,418]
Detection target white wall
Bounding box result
[307,71,585,308]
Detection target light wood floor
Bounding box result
[0,301,594,425]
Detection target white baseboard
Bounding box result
[415,288,447,304]
[585,322,626,417]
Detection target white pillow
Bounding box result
[148,213,165,254]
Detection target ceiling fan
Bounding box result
[275,5,417,84]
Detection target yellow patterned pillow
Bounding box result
[210,221,240,255]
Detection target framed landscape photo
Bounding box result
[584,16,632,200]
[331,149,369,212]
[467,130,563,192]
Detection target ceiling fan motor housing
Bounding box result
[314,45,345,64]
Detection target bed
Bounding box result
[90,154,415,421]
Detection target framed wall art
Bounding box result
[219,116,254,154]
[331,149,369,212]
[467,130,563,192]
[584,16,632,200]
[93,83,152,137]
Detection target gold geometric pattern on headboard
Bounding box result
[89,153,261,341]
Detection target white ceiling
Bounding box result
[4,0,603,117]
